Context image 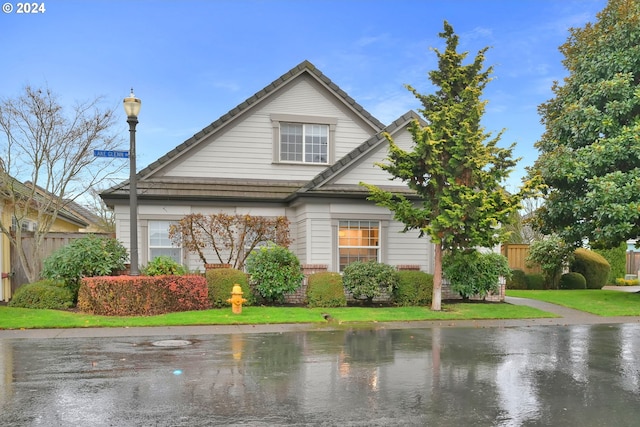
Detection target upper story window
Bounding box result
[280,123,328,163]
[271,114,337,165]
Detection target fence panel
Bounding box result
[9,232,112,293]
[501,244,541,274]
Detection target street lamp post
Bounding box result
[123,89,141,276]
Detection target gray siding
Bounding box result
[159,76,376,180]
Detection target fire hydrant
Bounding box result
[227,284,247,314]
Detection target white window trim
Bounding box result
[271,113,337,164]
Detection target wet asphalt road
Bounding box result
[1,322,640,426]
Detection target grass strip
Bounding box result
[507,289,640,316]
[0,303,555,330]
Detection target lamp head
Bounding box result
[123,88,141,118]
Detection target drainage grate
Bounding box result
[151,339,193,347]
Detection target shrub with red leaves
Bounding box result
[78,275,210,316]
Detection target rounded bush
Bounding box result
[245,244,304,303]
[443,250,511,300]
[306,272,346,308]
[559,272,587,289]
[393,270,433,306]
[9,280,73,309]
[506,269,527,290]
[343,261,399,303]
[142,256,186,276]
[41,235,128,301]
[206,268,253,308]
[570,248,610,289]
[525,273,545,290]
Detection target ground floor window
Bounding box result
[338,220,379,271]
[149,220,182,263]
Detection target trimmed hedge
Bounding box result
[8,280,73,309]
[594,242,626,285]
[393,270,433,306]
[525,273,545,290]
[559,272,587,289]
[506,269,527,290]
[78,275,209,316]
[343,261,399,303]
[570,248,610,289]
[206,268,253,308]
[305,272,347,308]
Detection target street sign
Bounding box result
[94,150,129,158]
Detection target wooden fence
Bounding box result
[500,244,541,274]
[626,251,640,276]
[9,232,113,293]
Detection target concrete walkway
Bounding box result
[1,287,639,339]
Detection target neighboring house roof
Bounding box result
[101,60,420,206]
[0,173,89,228]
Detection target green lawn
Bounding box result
[0,303,554,330]
[507,289,640,316]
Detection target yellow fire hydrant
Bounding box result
[227,284,247,314]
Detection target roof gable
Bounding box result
[299,111,423,193]
[133,60,386,182]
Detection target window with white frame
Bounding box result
[338,220,380,271]
[149,220,182,263]
[280,122,328,164]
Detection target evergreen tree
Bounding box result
[362,22,522,310]
[529,0,640,248]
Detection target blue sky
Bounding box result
[1,0,607,191]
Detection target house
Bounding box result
[101,60,434,277]
[0,173,97,300]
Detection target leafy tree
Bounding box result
[169,213,291,270]
[528,0,640,248]
[0,86,123,282]
[526,235,574,289]
[361,21,522,310]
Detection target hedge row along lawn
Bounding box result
[506,289,640,316]
[0,303,555,330]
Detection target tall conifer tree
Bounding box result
[362,22,521,310]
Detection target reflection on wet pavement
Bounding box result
[1,324,640,426]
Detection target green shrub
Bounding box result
[559,272,587,289]
[506,269,527,290]
[305,272,347,308]
[206,268,253,308]
[8,280,73,309]
[342,261,399,303]
[245,244,304,303]
[570,248,610,289]
[443,250,511,300]
[78,275,209,315]
[141,256,187,276]
[392,270,433,306]
[525,273,545,290]
[41,235,128,302]
[593,242,626,285]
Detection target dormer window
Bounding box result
[280,123,328,163]
[271,114,337,165]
